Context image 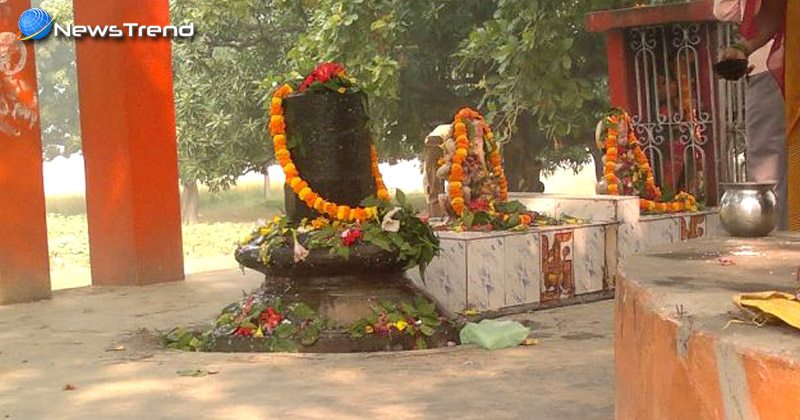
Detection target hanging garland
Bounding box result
[448,108,509,216]
[269,83,390,224]
[598,109,698,214]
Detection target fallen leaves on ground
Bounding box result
[176,369,220,377]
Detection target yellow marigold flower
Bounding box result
[298,187,312,201]
[394,320,408,331]
[271,97,282,107]
[289,177,302,190]
[337,87,346,94]
[365,325,374,334]
[337,206,351,221]
[313,197,325,211]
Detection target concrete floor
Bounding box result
[0,269,614,420]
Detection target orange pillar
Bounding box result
[0,1,51,304]
[73,0,184,286]
[0,0,50,304]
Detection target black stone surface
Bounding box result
[283,91,376,223]
[235,241,405,277]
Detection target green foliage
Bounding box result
[170,0,305,190]
[246,190,440,271]
[347,296,445,350]
[37,0,81,160]
[458,0,638,173]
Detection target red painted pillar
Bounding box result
[73,0,184,286]
[604,30,634,111]
[0,1,51,304]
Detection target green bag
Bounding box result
[459,319,530,350]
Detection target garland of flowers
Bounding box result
[270,83,390,224]
[599,109,698,214]
[448,108,509,216]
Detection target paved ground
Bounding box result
[0,269,614,419]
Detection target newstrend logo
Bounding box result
[17,8,194,41]
[17,8,54,41]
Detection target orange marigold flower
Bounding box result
[607,184,619,195]
[324,203,337,216]
[490,153,502,166]
[292,180,308,194]
[275,84,293,98]
[269,116,286,135]
[352,208,367,223]
[377,189,391,201]
[289,177,302,190]
[450,163,464,177]
[313,197,325,212]
[273,135,287,148]
[276,148,290,161]
[270,103,283,116]
[454,123,467,137]
[283,163,299,177]
[298,187,313,201]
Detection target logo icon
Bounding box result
[17,8,55,41]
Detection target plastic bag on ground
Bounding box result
[459,319,531,350]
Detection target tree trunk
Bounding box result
[181,180,200,225]
[503,112,545,193]
[263,163,271,198]
[589,146,604,182]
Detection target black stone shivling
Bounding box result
[282,91,376,223]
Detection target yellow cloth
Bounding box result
[734,291,800,330]
[787,1,800,230]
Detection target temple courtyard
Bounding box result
[0,268,614,419]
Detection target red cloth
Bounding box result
[740,0,786,92]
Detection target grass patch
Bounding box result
[45,184,428,289]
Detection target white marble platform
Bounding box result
[412,222,617,314]
[413,194,722,315]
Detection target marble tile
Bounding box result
[466,237,506,311]
[573,226,606,295]
[706,212,722,237]
[509,195,557,218]
[615,197,641,224]
[539,230,576,303]
[556,199,615,222]
[503,233,540,307]
[604,225,618,289]
[642,217,682,248]
[679,214,708,241]
[422,239,467,314]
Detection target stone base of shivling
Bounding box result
[410,193,721,315]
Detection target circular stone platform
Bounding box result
[616,233,800,419]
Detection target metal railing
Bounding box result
[626,21,746,204]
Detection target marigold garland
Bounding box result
[270,83,390,224]
[600,110,698,214]
[448,108,509,216]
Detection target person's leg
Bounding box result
[745,72,789,230]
